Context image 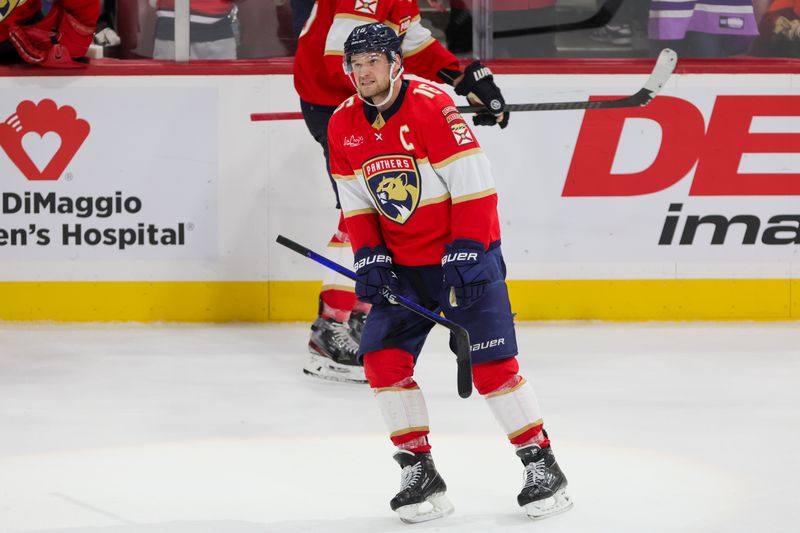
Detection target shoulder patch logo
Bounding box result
[362,154,421,224]
[354,0,378,15]
[441,106,458,117]
[450,122,474,146]
[397,16,412,36]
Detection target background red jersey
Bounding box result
[293,0,459,107]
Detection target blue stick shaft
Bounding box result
[277,235,449,325]
[276,234,473,398]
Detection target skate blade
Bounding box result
[302,353,367,384]
[397,492,454,524]
[522,488,573,520]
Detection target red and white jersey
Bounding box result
[328,80,501,266]
[294,0,459,107]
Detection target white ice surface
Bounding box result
[1,321,799,533]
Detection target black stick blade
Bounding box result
[450,326,473,398]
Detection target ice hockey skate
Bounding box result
[348,310,367,340]
[390,450,454,524]
[516,444,572,520]
[305,316,366,384]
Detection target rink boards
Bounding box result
[0,60,798,321]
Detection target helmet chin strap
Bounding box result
[350,61,404,109]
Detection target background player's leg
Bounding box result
[473,357,572,520]
[300,101,367,383]
[305,213,366,383]
[364,348,454,523]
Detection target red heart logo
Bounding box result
[0,99,90,181]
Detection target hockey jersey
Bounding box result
[328,80,501,266]
[293,0,459,107]
[0,0,41,41]
[648,0,758,40]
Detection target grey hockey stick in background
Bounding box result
[494,0,624,38]
[457,48,678,113]
[276,235,474,399]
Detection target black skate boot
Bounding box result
[390,450,454,523]
[348,310,367,342]
[305,316,366,384]
[516,444,573,520]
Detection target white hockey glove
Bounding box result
[94,28,121,47]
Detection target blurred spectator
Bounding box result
[234,0,292,57]
[150,0,240,60]
[648,0,759,57]
[589,1,649,48]
[752,0,800,55]
[0,0,99,67]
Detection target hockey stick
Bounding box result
[252,49,676,122]
[457,48,678,114]
[494,0,624,38]
[276,235,473,399]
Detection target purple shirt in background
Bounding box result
[649,0,759,40]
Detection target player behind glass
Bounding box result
[293,0,509,384]
[327,22,571,523]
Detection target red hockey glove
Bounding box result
[442,239,491,309]
[354,245,399,305]
[454,61,509,129]
[8,2,99,68]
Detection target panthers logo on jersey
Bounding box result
[0,0,28,23]
[362,154,421,224]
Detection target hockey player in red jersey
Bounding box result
[293,0,509,384]
[327,22,571,523]
[0,0,99,68]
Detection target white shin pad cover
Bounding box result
[374,384,430,439]
[322,241,355,291]
[484,379,543,440]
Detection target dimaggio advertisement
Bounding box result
[0,89,218,261]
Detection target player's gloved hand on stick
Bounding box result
[354,245,399,305]
[442,239,491,309]
[454,61,509,129]
[774,16,800,41]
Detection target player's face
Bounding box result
[349,52,393,99]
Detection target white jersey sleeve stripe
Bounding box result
[401,17,434,56]
[343,207,378,218]
[451,188,496,205]
[419,192,451,207]
[431,148,483,169]
[337,177,376,217]
[434,151,496,203]
[325,15,379,56]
